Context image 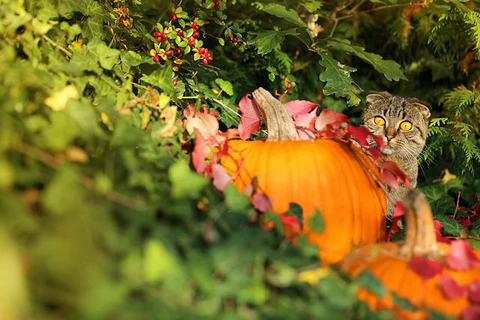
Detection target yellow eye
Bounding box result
[400,121,413,131]
[374,116,385,126]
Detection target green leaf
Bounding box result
[96,42,120,70]
[225,184,250,212]
[168,160,208,200]
[356,270,387,297]
[215,78,233,96]
[140,65,175,96]
[144,240,178,283]
[40,112,78,150]
[302,0,322,12]
[434,215,466,237]
[327,39,407,81]
[250,29,297,55]
[308,208,324,233]
[218,38,225,46]
[318,52,360,105]
[262,4,307,28]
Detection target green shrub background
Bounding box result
[0,0,479,319]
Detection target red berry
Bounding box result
[176,48,182,55]
[202,58,208,65]
[160,32,168,39]
[153,54,161,62]
[206,56,213,61]
[156,37,162,43]
[171,13,177,21]
[198,47,205,54]
[153,31,161,37]
[171,0,177,2]
[214,2,220,10]
[191,22,198,30]
[188,39,196,47]
[176,29,183,37]
[232,37,238,43]
[192,32,200,39]
[119,6,125,11]
[172,79,178,86]
[164,50,174,56]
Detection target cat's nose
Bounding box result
[385,126,396,141]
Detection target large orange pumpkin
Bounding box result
[341,190,480,319]
[221,88,386,264]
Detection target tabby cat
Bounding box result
[361,91,431,216]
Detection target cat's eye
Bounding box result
[374,116,385,126]
[399,121,413,131]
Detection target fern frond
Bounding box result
[273,49,292,74]
[464,10,480,58]
[441,86,475,116]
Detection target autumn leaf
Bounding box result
[44,84,79,111]
[438,274,468,299]
[314,108,349,132]
[184,105,219,139]
[211,163,232,192]
[447,240,480,271]
[380,161,411,190]
[461,306,480,320]
[434,220,452,244]
[408,256,443,280]
[192,129,206,173]
[280,214,301,240]
[252,193,272,212]
[284,100,318,117]
[238,93,261,140]
[469,281,480,304]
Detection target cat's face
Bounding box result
[361,92,431,158]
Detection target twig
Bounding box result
[336,3,423,21]
[41,35,73,58]
[14,143,148,210]
[453,191,461,219]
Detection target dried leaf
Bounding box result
[252,193,272,212]
[447,240,480,271]
[438,274,468,299]
[408,256,443,280]
[211,163,232,192]
[44,85,79,111]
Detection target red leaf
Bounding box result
[252,192,272,212]
[211,164,232,192]
[238,93,261,140]
[392,201,405,218]
[380,161,411,190]
[184,107,219,139]
[469,281,480,303]
[438,274,468,299]
[192,129,206,173]
[280,214,301,239]
[347,125,371,148]
[408,256,443,280]
[447,240,480,271]
[461,306,480,320]
[284,100,318,117]
[314,108,349,132]
[293,109,317,128]
[434,220,452,244]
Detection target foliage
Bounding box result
[0,0,480,318]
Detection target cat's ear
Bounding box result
[366,91,390,106]
[409,98,431,121]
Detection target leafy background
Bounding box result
[0,0,479,318]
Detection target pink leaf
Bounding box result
[469,281,480,303]
[293,109,317,128]
[438,274,468,299]
[192,129,206,173]
[461,306,480,320]
[252,193,272,212]
[408,256,443,280]
[447,240,480,271]
[238,93,261,140]
[314,108,349,132]
[183,104,196,119]
[211,164,232,192]
[184,109,219,139]
[284,100,318,117]
[296,128,316,140]
[380,161,411,190]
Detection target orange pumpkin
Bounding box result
[341,190,480,319]
[221,88,386,264]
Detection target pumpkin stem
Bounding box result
[252,87,299,141]
[399,190,441,259]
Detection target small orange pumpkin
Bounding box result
[221,88,386,264]
[341,190,480,319]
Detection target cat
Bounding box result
[361,91,431,216]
